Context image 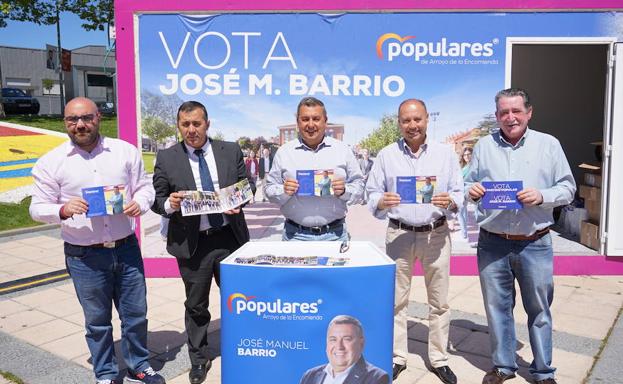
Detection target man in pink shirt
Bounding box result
[29,97,164,384]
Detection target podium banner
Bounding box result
[220,242,395,384]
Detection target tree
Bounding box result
[250,136,268,151]
[359,114,400,155]
[140,90,183,127]
[42,78,55,114]
[237,136,251,150]
[211,131,224,141]
[476,113,498,136]
[0,1,113,30]
[142,116,176,153]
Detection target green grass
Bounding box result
[0,371,24,384]
[143,152,155,174]
[0,197,44,231]
[1,115,118,138]
[0,116,161,232]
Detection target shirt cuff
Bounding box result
[164,198,177,214]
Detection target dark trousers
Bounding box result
[176,226,240,365]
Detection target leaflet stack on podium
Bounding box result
[220,241,395,383]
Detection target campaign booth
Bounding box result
[220,241,395,383]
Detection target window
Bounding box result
[87,74,113,87]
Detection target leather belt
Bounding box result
[202,225,229,236]
[389,216,446,233]
[286,218,346,235]
[482,227,550,241]
[85,234,135,249]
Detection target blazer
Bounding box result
[258,156,273,179]
[151,139,252,259]
[300,356,389,384]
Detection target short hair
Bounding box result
[297,97,327,119]
[328,315,364,338]
[495,88,531,110]
[398,98,428,117]
[177,101,208,122]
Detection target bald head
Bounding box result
[65,97,98,116]
[64,97,101,152]
[398,98,428,116]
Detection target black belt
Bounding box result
[74,234,135,249]
[286,218,345,235]
[202,225,230,236]
[481,227,550,241]
[389,216,446,233]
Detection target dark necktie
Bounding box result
[194,149,224,228]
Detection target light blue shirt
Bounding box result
[265,136,364,226]
[464,128,576,235]
[366,138,464,226]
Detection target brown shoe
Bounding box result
[535,379,557,384]
[482,369,516,384]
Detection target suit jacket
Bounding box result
[258,156,273,179]
[300,356,389,384]
[151,139,252,259]
[358,158,373,177]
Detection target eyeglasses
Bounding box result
[64,114,95,125]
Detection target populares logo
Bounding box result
[376,33,497,62]
[227,292,321,316]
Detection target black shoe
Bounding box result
[392,363,407,380]
[431,366,457,384]
[189,360,211,384]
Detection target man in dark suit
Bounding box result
[258,147,273,202]
[152,101,251,384]
[300,315,389,384]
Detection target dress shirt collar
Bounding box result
[323,362,355,380]
[184,139,211,158]
[65,134,106,156]
[295,135,331,152]
[497,127,530,149]
[398,137,428,158]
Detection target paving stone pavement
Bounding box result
[0,202,621,383]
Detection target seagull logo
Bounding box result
[376,33,415,59]
[227,293,256,312]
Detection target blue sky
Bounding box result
[1,12,109,50]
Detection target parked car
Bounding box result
[1,88,40,114]
[96,101,116,116]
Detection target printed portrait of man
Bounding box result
[300,315,389,384]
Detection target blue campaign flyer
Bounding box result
[396,176,417,204]
[482,181,524,209]
[296,170,315,196]
[82,186,107,217]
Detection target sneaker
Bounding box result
[96,380,116,384]
[127,367,166,384]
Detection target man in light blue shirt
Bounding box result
[265,97,364,241]
[465,88,576,384]
[366,99,462,384]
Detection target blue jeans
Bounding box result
[282,221,349,241]
[477,230,555,381]
[65,235,149,381]
[458,205,469,239]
